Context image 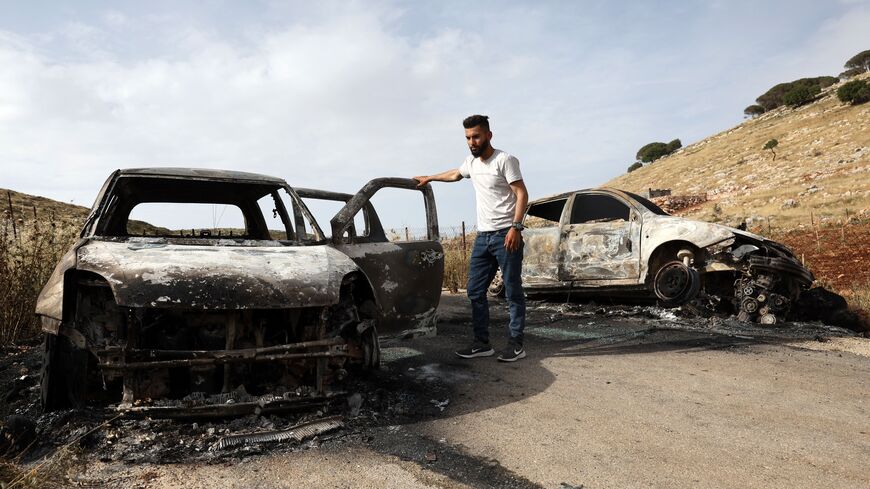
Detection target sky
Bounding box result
[1,0,868,234]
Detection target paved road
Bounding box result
[86,294,869,488]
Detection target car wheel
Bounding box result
[348,320,380,372]
[488,270,506,298]
[360,322,381,370]
[653,261,701,306]
[40,334,63,411]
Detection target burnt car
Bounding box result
[491,188,813,324]
[36,168,443,416]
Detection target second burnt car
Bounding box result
[36,168,443,416]
[491,188,813,324]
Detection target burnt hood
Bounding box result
[76,239,359,309]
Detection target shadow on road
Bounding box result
[352,293,859,487]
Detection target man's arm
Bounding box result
[509,180,528,223]
[413,169,463,187]
[504,179,528,253]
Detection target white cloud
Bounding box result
[0,1,868,228]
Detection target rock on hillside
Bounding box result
[606,74,870,229]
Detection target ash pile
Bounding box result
[0,344,450,468]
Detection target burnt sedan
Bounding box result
[36,168,443,416]
[491,188,813,324]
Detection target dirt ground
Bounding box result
[2,294,869,488]
[773,221,870,292]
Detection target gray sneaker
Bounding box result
[455,342,495,359]
[497,344,526,362]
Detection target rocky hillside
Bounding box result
[2,188,165,235]
[606,74,870,230]
[1,188,90,228]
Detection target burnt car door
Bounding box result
[521,196,570,287]
[315,178,444,337]
[559,191,642,283]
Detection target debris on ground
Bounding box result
[214,416,343,450]
[0,293,863,486]
[429,399,450,412]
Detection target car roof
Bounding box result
[117,168,286,185]
[529,187,633,205]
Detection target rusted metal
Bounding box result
[122,392,345,419]
[519,187,814,324]
[331,177,439,242]
[97,337,349,370]
[35,169,445,412]
[300,178,443,337]
[100,350,348,370]
[214,416,344,450]
[74,239,358,309]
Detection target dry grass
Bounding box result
[848,281,870,313]
[0,446,86,489]
[441,234,473,292]
[1,193,80,346]
[0,414,123,489]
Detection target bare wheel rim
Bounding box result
[654,261,700,305]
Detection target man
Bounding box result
[414,115,529,362]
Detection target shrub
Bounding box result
[755,76,837,110]
[1,216,78,345]
[744,104,766,117]
[627,162,643,173]
[782,84,820,107]
[763,138,778,161]
[839,67,864,80]
[837,79,870,105]
[844,49,870,73]
[440,233,471,292]
[636,139,681,163]
[636,142,670,163]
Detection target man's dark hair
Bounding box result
[463,114,490,131]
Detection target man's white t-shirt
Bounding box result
[458,149,523,232]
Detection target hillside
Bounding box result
[1,188,167,236]
[2,188,90,227]
[606,74,870,230]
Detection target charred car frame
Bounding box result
[36,168,444,416]
[493,188,813,324]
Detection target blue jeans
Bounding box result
[467,228,526,345]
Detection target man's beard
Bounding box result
[469,140,491,157]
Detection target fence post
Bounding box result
[461,221,467,263]
[6,190,16,240]
[405,227,409,241]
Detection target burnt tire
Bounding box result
[348,321,381,372]
[361,325,381,370]
[40,333,87,411]
[653,261,701,306]
[40,334,64,411]
[40,334,88,411]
